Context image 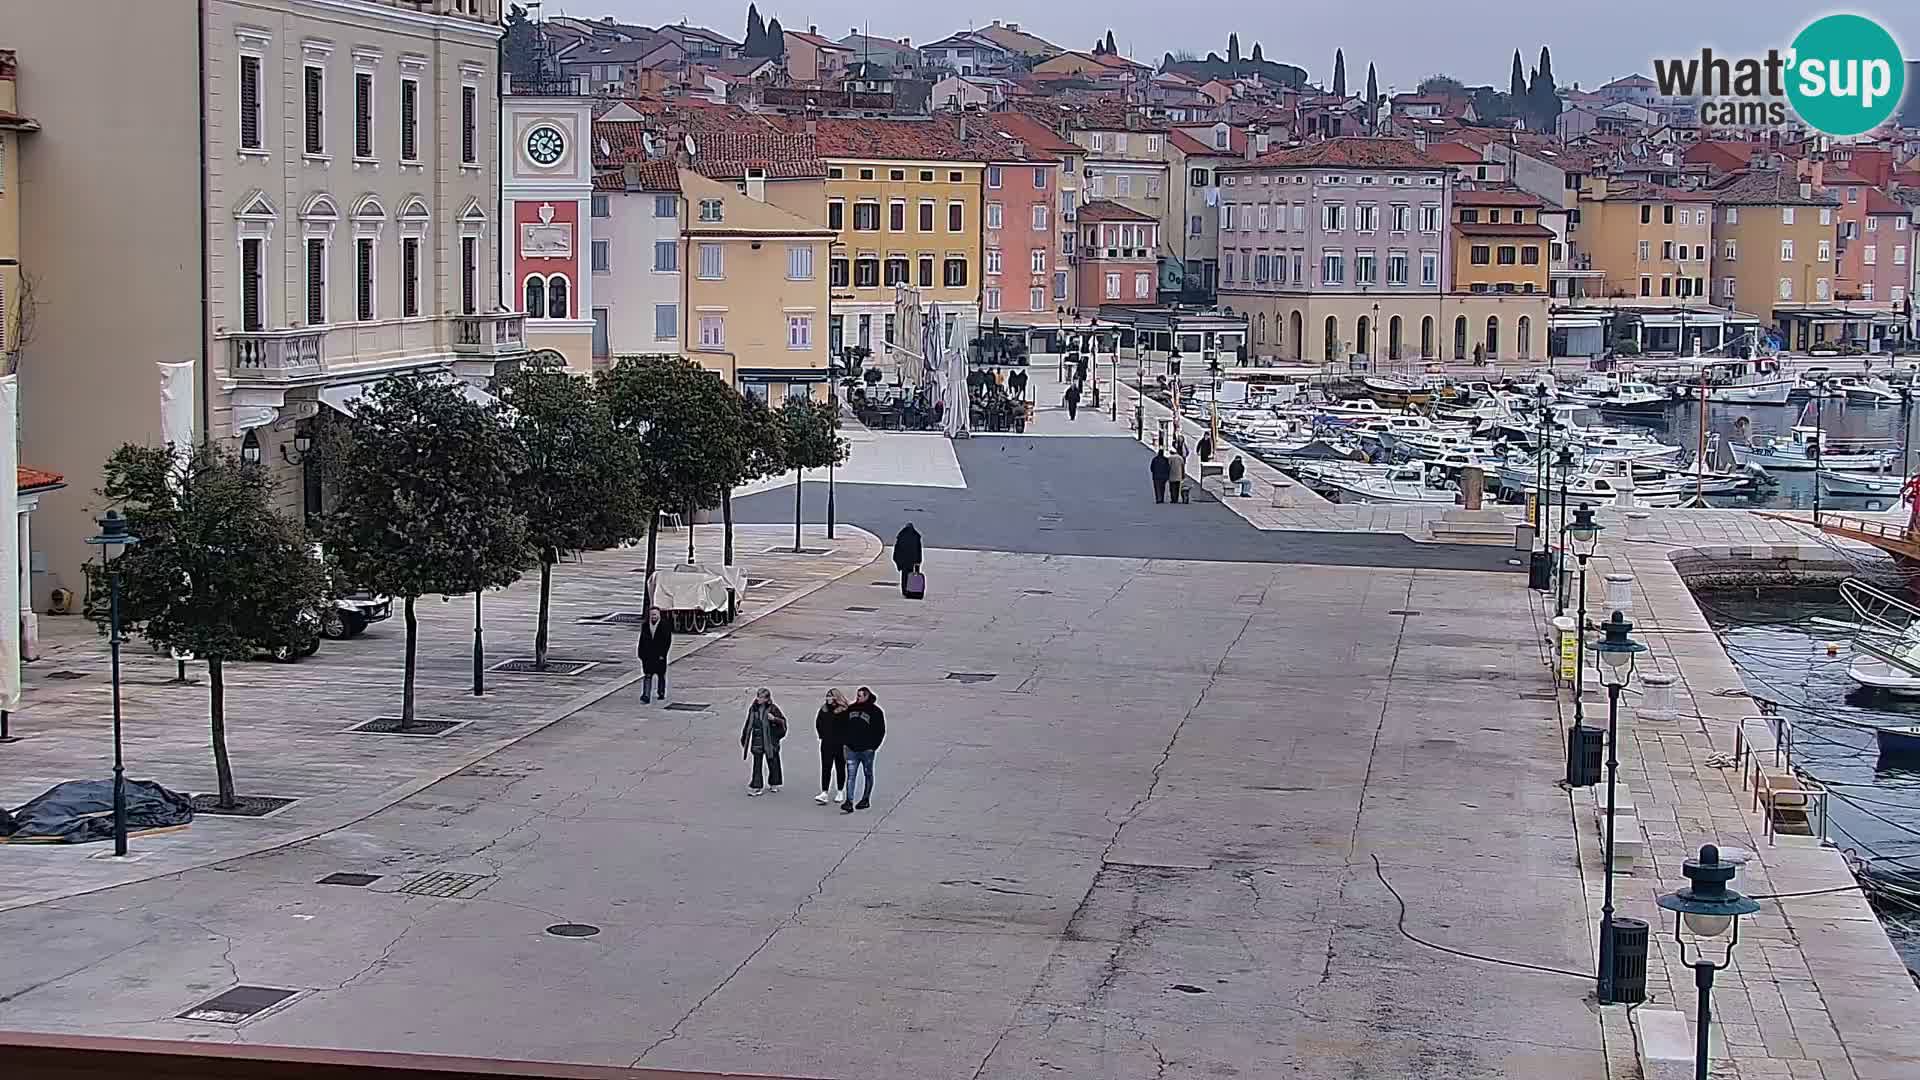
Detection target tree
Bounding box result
[764,17,786,59]
[1366,63,1379,128]
[1418,74,1467,97]
[499,362,648,671]
[1509,50,1527,108]
[775,398,849,553]
[321,374,530,728]
[1250,42,1263,63]
[1227,34,1240,64]
[721,393,786,577]
[1332,49,1346,98]
[502,4,540,80]
[92,443,329,808]
[1531,46,1561,135]
[597,356,768,593]
[1104,30,1117,55]
[743,4,765,55]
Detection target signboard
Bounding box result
[1559,626,1578,682]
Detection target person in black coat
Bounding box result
[636,606,672,703]
[1150,449,1171,503]
[1064,381,1081,420]
[1228,454,1248,496]
[893,523,923,596]
[840,687,886,813]
[814,689,849,804]
[1197,434,1214,462]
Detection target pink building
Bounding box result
[1834,184,1911,306]
[982,113,1080,322]
[1075,200,1159,307]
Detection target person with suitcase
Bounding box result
[840,687,886,813]
[894,523,924,598]
[636,606,673,704]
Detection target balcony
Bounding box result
[453,312,527,358]
[226,327,326,384]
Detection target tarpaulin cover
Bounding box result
[2,779,195,843]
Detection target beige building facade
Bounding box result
[4,0,516,605]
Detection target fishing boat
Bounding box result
[1665,359,1796,405]
[1316,397,1394,420]
[1817,470,1908,498]
[1320,463,1460,505]
[1838,376,1902,406]
[1726,427,1896,471]
[1361,375,1433,407]
[1874,726,1920,761]
[1559,375,1669,414]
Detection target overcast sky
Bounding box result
[554,2,1918,93]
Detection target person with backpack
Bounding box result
[894,522,923,598]
[741,688,788,795]
[840,687,886,813]
[636,606,673,704]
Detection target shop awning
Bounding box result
[319,378,496,416]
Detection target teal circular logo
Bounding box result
[1786,14,1905,137]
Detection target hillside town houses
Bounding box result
[8,3,1920,620]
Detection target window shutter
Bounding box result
[402,238,420,317]
[304,67,324,154]
[354,73,373,158]
[400,80,418,161]
[356,238,374,320]
[461,236,477,314]
[239,56,261,149]
[242,238,264,331]
[461,87,477,163]
[306,239,325,324]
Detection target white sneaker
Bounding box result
[830,788,843,802]
[814,790,831,804]
[768,785,780,793]
[747,786,763,796]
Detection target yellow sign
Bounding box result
[1559,629,1578,682]
[1527,493,1539,529]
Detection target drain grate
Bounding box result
[179,985,299,1024]
[1022,589,1052,596]
[945,672,997,684]
[797,652,841,664]
[545,923,601,938]
[45,670,87,681]
[845,605,878,613]
[870,580,898,587]
[1170,984,1209,995]
[1517,690,1558,701]
[764,546,833,556]
[348,717,466,737]
[489,658,599,676]
[398,871,492,898]
[877,640,918,650]
[663,701,712,712]
[317,872,382,887]
[1387,609,1423,616]
[190,794,297,818]
[746,578,775,589]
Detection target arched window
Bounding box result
[1388,315,1403,361]
[1517,315,1532,359]
[1420,316,1435,360]
[1256,313,1266,344]
[1453,315,1468,360]
[547,274,569,319]
[524,275,545,317]
[1485,315,1500,359]
[1324,315,1339,363]
[1290,311,1304,361]
[1355,315,1370,358]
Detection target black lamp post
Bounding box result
[1554,445,1577,616]
[85,510,140,857]
[472,591,485,697]
[1569,505,1602,730]
[1812,377,1830,520]
[1594,610,1647,1004]
[1656,845,1761,1079]
[1167,344,1184,448]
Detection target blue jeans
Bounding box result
[844,750,875,803]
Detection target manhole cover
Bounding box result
[398,871,492,898]
[45,670,87,681]
[1170,984,1209,995]
[489,658,599,676]
[348,717,465,737]
[663,701,712,711]
[1387,609,1423,616]
[317,872,382,887]
[190,794,297,817]
[797,652,841,664]
[545,923,601,938]
[945,672,997,684]
[179,985,299,1024]
[845,605,878,613]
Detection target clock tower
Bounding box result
[502,83,595,370]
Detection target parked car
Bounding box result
[254,609,322,663]
[308,544,392,640]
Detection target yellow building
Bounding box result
[1702,169,1842,348]
[680,165,835,402]
[810,118,990,362]
[1451,189,1553,296]
[1572,177,1715,302]
[0,50,35,365]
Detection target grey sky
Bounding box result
[553,2,1918,95]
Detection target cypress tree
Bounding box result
[744,4,765,56]
[1228,34,1240,64]
[1533,46,1561,133]
[1251,42,1263,63]
[1332,49,1346,97]
[765,17,786,59]
[1105,30,1117,55]
[1366,63,1378,128]
[1509,50,1527,114]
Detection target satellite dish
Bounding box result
[642,132,659,156]
[683,133,698,158]
[598,136,611,157]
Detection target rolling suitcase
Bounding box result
[904,570,926,600]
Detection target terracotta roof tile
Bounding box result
[1232,137,1446,171]
[985,111,1080,157]
[1425,142,1484,165]
[1864,187,1908,215]
[804,117,1005,162]
[18,466,63,491]
[1705,168,1840,206]
[1076,199,1157,223]
[686,131,826,179]
[1166,127,1245,156]
[1454,188,1547,208]
[595,160,680,192]
[1453,221,1557,238]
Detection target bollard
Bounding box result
[1461,466,1485,511]
[1605,573,1635,614]
[1625,511,1651,538]
[1639,672,1676,720]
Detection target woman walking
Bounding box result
[815,689,849,804]
[741,688,788,795]
[893,523,923,597]
[636,607,673,704]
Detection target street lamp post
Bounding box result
[472,591,485,696]
[1812,377,1830,520]
[1207,349,1223,455]
[1554,445,1576,616]
[1167,344,1183,450]
[1593,610,1647,1005]
[1657,845,1761,1079]
[85,511,140,857]
[1569,505,1603,730]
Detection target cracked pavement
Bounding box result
[0,541,1602,1078]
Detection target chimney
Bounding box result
[1256,129,1270,154]
[1244,125,1259,161]
[808,24,816,35]
[1007,22,1020,31]
[1011,139,1026,158]
[1800,181,1813,200]
[745,167,767,202]
[958,111,968,141]
[805,103,819,137]
[992,19,1002,27]
[623,161,642,188]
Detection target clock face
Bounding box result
[526,125,565,166]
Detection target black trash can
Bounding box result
[1567,725,1603,787]
[1604,917,1649,1004]
[1529,550,1555,591]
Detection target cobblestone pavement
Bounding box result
[0,524,881,911]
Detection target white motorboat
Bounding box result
[1839,376,1901,406]
[1839,580,1920,696]
[1317,398,1393,419]
[1560,375,1669,414]
[1321,463,1461,505]
[1817,469,1908,498]
[1726,426,1896,471]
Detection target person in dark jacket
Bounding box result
[636,607,673,703]
[1197,433,1214,462]
[1064,380,1081,420]
[894,523,923,596]
[1229,454,1249,497]
[840,687,886,812]
[1010,368,1028,400]
[741,688,788,795]
[1150,449,1171,503]
[814,688,848,804]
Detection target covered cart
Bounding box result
[646,562,747,633]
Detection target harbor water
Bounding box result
[1704,588,1920,977]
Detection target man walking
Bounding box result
[1064,381,1081,420]
[636,606,672,704]
[841,687,886,812]
[1150,448,1170,503]
[1169,447,1187,504]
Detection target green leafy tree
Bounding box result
[1332,49,1346,97]
[321,374,531,728]
[776,398,849,553]
[92,443,329,808]
[720,391,787,573]
[1418,74,1466,97]
[499,362,647,671]
[743,4,766,55]
[1227,34,1240,64]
